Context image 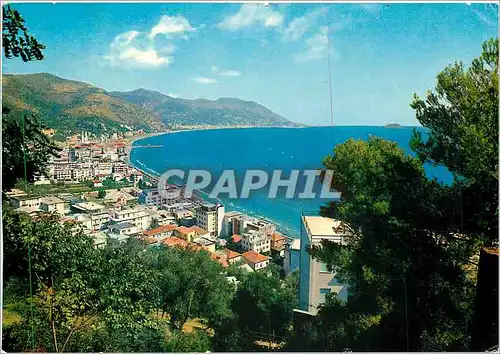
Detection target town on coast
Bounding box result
[6,128,302,275]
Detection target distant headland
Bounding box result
[384,123,403,128]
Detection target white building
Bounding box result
[247,218,276,236]
[195,203,224,238]
[40,196,66,215]
[240,230,271,254]
[109,206,153,231]
[298,216,349,315]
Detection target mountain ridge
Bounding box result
[2,73,300,136]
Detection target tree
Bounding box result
[310,136,481,351]
[148,247,234,331]
[2,5,45,61]
[164,330,211,352]
[97,189,106,199]
[2,5,60,192]
[307,38,498,352]
[410,38,498,246]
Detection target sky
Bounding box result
[2,2,498,126]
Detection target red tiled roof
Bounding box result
[242,251,269,264]
[190,226,209,236]
[162,237,188,248]
[211,252,229,268]
[232,234,242,243]
[226,249,241,260]
[177,226,193,235]
[143,224,178,236]
[271,232,286,242]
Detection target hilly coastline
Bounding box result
[2,73,301,137]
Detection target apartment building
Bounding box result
[195,203,224,237]
[298,216,349,315]
[40,196,66,215]
[241,230,271,254]
[71,202,109,232]
[109,206,153,231]
[247,218,276,236]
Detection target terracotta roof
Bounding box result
[190,226,209,236]
[177,226,193,235]
[211,252,229,268]
[271,232,286,242]
[162,237,188,248]
[143,224,178,236]
[226,249,241,260]
[242,251,269,264]
[232,234,242,243]
[143,236,164,244]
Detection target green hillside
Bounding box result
[2,73,300,136]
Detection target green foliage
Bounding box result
[146,246,234,331]
[164,330,211,352]
[2,109,61,192]
[97,189,106,199]
[2,5,45,62]
[410,38,498,245]
[308,39,498,352]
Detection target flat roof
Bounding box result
[303,216,342,237]
[112,222,135,230]
[41,196,65,205]
[73,202,106,212]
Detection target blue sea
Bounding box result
[130,126,453,238]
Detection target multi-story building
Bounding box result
[240,230,271,254]
[10,195,41,209]
[94,163,113,176]
[71,202,109,232]
[40,196,66,215]
[247,218,276,236]
[72,167,94,182]
[112,162,129,174]
[53,167,73,182]
[221,211,242,238]
[298,216,349,315]
[109,206,153,231]
[195,203,224,238]
[271,231,287,253]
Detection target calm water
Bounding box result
[130,126,452,237]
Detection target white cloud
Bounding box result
[211,66,219,73]
[105,30,173,68]
[217,4,283,31]
[150,15,196,38]
[167,93,179,98]
[219,70,242,77]
[193,77,217,84]
[283,7,327,42]
[295,26,332,62]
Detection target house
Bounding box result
[226,249,242,265]
[108,222,139,236]
[143,224,178,238]
[10,195,41,209]
[298,216,349,315]
[271,232,287,253]
[40,196,66,215]
[93,180,103,187]
[193,237,216,253]
[162,236,189,248]
[175,226,197,242]
[242,251,270,271]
